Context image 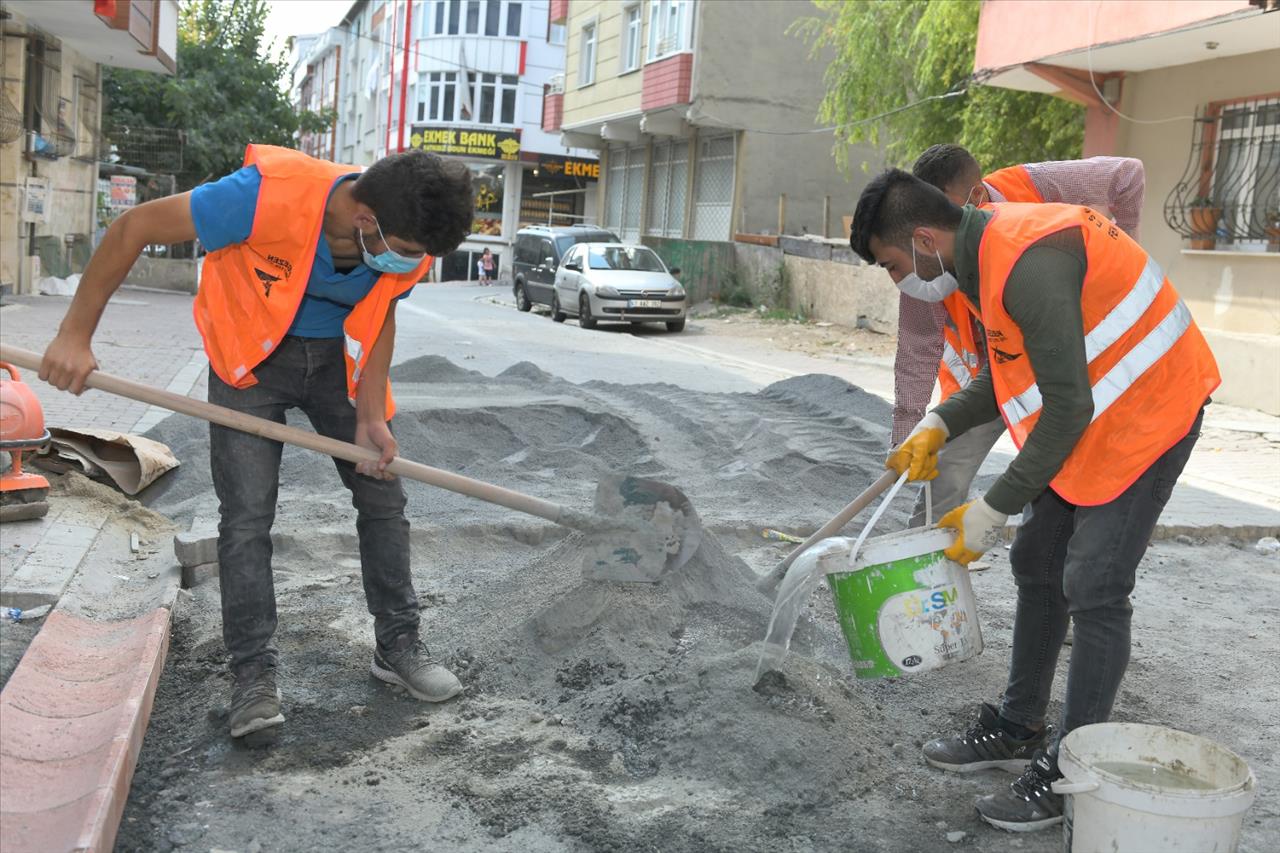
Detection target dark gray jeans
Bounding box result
[998,407,1204,743]
[208,337,419,675]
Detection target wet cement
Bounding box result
[111,359,1279,852]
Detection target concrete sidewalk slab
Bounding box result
[0,608,170,853]
[1,502,112,610]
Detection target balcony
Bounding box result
[5,0,178,75]
[641,54,692,113]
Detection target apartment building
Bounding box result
[0,0,178,295]
[973,0,1280,412]
[545,0,876,246]
[291,0,599,280]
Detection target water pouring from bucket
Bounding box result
[755,474,983,683]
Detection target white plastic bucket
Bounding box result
[1053,723,1257,853]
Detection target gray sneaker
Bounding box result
[229,665,285,739]
[922,702,1049,773]
[371,634,462,702]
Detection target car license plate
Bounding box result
[628,299,663,309]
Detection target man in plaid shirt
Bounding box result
[895,145,1145,526]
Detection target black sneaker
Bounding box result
[975,749,1064,832]
[229,664,284,740]
[371,634,462,702]
[922,702,1049,773]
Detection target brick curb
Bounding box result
[0,608,171,853]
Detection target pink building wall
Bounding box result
[975,0,1255,72]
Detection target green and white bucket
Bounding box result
[755,473,983,682]
[822,525,983,679]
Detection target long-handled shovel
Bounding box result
[1,344,701,583]
[755,469,897,595]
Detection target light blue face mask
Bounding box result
[358,218,423,274]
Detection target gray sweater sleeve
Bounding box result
[983,236,1093,514]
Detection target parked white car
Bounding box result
[551,243,687,332]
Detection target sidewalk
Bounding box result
[0,289,208,434]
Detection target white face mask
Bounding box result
[897,239,959,303]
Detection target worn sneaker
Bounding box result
[922,701,1049,773]
[371,634,462,702]
[975,749,1064,832]
[229,665,285,740]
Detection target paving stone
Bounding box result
[180,561,219,590]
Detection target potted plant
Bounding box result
[1265,207,1280,253]
[1188,195,1221,250]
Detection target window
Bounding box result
[433,0,446,34]
[621,5,641,73]
[692,134,735,241]
[484,0,500,35]
[578,23,597,87]
[418,71,460,121]
[448,0,461,33]
[499,74,518,124]
[1166,94,1280,248]
[647,140,688,237]
[506,2,522,36]
[647,0,691,61]
[465,0,480,33]
[587,245,665,272]
[604,144,646,241]
[549,22,567,45]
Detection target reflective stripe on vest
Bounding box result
[941,340,973,391]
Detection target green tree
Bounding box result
[104,0,328,189]
[794,0,1084,173]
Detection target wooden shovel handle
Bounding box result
[0,344,572,526]
[756,469,898,594]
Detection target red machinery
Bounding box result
[0,361,51,522]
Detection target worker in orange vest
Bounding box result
[894,144,1145,528]
[40,145,475,744]
[850,169,1218,833]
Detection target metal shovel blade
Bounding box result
[581,475,702,582]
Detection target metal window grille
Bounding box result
[692,134,735,241]
[1164,95,1280,245]
[72,75,99,163]
[103,126,185,174]
[605,145,626,233]
[24,35,75,158]
[623,144,645,240]
[647,140,687,238]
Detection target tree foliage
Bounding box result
[794,0,1084,173]
[104,0,325,189]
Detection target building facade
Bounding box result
[973,0,1280,413]
[546,0,878,248]
[0,0,178,295]
[290,0,599,281]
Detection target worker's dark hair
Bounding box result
[850,168,963,263]
[354,150,474,256]
[912,144,981,192]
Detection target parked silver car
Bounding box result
[551,243,687,332]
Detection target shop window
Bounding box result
[470,163,505,237]
[692,134,735,241]
[621,4,642,73]
[647,140,687,238]
[1165,93,1280,249]
[647,0,691,62]
[579,22,597,86]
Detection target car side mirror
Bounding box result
[563,260,581,272]
[669,267,681,276]
[544,256,556,268]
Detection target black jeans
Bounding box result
[998,407,1204,744]
[208,337,419,675]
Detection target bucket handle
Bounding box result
[1052,778,1100,795]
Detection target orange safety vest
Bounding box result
[974,203,1219,506]
[936,165,1045,401]
[193,144,431,417]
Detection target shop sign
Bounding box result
[411,126,522,161]
[537,156,600,181]
[109,175,137,210]
[22,176,49,223]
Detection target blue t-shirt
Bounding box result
[190,166,412,338]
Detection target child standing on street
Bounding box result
[477,247,495,285]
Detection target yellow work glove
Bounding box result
[886,412,949,481]
[938,497,1008,566]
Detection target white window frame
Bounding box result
[505,1,522,37]
[620,4,642,74]
[646,0,692,62]
[464,0,481,34]
[578,21,598,87]
[418,70,461,122]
